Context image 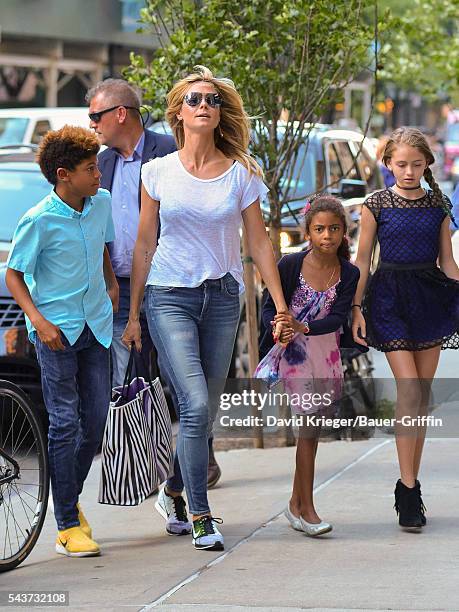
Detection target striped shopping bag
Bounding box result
[98,350,173,506]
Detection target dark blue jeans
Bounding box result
[35,325,110,531]
[146,274,240,515]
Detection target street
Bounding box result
[1,348,458,611]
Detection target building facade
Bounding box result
[0,0,156,107]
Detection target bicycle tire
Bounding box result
[0,379,49,572]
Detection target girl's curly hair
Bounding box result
[304,195,350,260]
[37,125,100,185]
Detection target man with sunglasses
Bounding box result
[85,79,176,389]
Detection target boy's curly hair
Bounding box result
[37,125,100,185]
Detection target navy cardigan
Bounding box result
[259,250,368,359]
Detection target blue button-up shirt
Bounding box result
[7,188,115,347]
[108,132,145,277]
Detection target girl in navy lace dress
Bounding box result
[352,127,459,531]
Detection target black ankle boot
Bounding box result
[415,480,427,526]
[394,479,423,530]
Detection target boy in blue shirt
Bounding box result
[6,126,118,557]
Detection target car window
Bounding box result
[0,168,50,241]
[31,120,51,144]
[149,122,172,135]
[333,140,362,180]
[325,142,344,188]
[348,140,382,190]
[280,138,317,206]
[0,118,29,146]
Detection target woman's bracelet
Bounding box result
[351,304,362,309]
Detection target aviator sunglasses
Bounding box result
[88,105,140,123]
[184,92,223,108]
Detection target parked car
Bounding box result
[261,125,382,254]
[0,108,90,149]
[0,149,50,411]
[0,148,175,420]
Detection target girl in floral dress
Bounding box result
[256,196,363,536]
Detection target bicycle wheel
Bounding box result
[0,380,49,572]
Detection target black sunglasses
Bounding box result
[184,92,223,108]
[88,105,140,122]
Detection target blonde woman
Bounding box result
[122,66,289,551]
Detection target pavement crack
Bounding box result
[140,440,392,610]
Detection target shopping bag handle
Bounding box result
[121,343,155,398]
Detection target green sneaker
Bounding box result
[192,516,224,551]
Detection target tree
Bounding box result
[378,0,459,102]
[125,0,384,259]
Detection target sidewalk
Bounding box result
[2,435,459,611]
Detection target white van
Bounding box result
[0,108,90,148]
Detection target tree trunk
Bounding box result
[268,192,282,262]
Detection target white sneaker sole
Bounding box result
[55,543,100,557]
[192,538,224,551]
[154,500,192,536]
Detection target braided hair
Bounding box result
[383,127,457,227]
[303,195,350,260]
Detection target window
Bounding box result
[31,120,51,144]
[280,139,317,202]
[120,0,144,32]
[0,169,50,241]
[325,142,344,190]
[349,140,383,191]
[333,141,361,181]
[0,118,29,146]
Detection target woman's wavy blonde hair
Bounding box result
[165,65,263,177]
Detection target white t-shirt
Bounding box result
[141,151,269,293]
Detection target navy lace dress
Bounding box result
[362,188,459,352]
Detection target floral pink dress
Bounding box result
[254,273,343,415]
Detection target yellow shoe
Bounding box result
[77,503,92,539]
[55,526,100,557]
